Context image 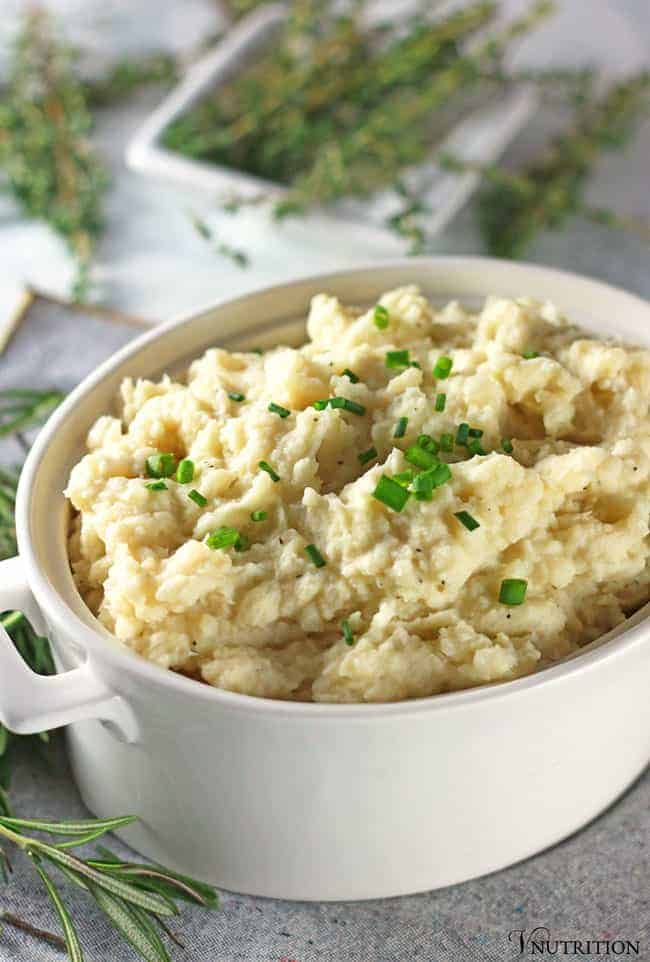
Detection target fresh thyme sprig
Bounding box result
[0,813,218,961]
[442,71,650,257]
[0,12,107,301]
[0,389,65,438]
[164,0,554,229]
[84,53,178,108]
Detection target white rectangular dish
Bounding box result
[125,3,538,239]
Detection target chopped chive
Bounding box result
[522,350,540,359]
[188,489,207,507]
[235,533,250,552]
[268,402,290,418]
[330,397,366,415]
[429,462,452,488]
[417,434,439,454]
[145,480,167,491]
[259,460,280,482]
[373,475,410,511]
[467,439,487,456]
[409,361,422,369]
[313,399,328,410]
[341,619,355,646]
[435,393,446,412]
[468,427,483,438]
[305,544,327,568]
[454,510,480,531]
[251,510,268,522]
[373,304,389,329]
[499,578,528,606]
[386,349,410,369]
[146,452,177,479]
[251,347,264,355]
[405,445,439,470]
[455,422,470,446]
[433,356,453,379]
[342,368,359,383]
[439,432,454,452]
[501,438,514,454]
[176,458,195,484]
[205,526,242,550]
[393,470,414,487]
[358,446,377,465]
[394,416,408,438]
[412,471,434,501]
[228,391,245,402]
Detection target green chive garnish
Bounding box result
[228,391,245,402]
[439,433,454,452]
[405,445,438,470]
[394,416,408,438]
[235,534,250,553]
[386,349,410,369]
[433,356,453,379]
[468,427,483,438]
[467,439,487,456]
[393,470,414,487]
[522,350,540,359]
[205,527,243,550]
[268,402,290,418]
[330,397,366,415]
[502,438,514,454]
[429,462,452,488]
[176,458,195,484]
[259,460,280,482]
[145,480,167,491]
[358,447,377,465]
[313,399,328,410]
[412,472,434,501]
[188,489,207,507]
[372,475,410,511]
[455,422,470,446]
[342,368,359,383]
[499,578,528,606]
[417,434,439,454]
[251,510,268,522]
[454,510,480,531]
[146,452,177,479]
[341,619,355,646]
[373,304,389,329]
[435,393,446,412]
[305,544,327,568]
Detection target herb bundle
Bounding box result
[164,0,554,217]
[0,12,107,301]
[442,71,650,258]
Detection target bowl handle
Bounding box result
[0,557,138,742]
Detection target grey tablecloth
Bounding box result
[1,277,649,962]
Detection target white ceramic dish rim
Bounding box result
[15,256,650,720]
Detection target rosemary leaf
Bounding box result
[33,861,85,962]
[0,389,64,437]
[87,883,171,962]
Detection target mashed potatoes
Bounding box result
[66,288,650,702]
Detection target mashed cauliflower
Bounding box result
[66,288,650,702]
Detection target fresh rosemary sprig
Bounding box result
[442,71,650,257]
[0,813,218,961]
[0,466,19,561]
[190,213,249,268]
[0,11,107,301]
[0,389,65,438]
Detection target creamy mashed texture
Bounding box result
[66,288,650,702]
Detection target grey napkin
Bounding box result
[0,299,648,962]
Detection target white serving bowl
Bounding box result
[1,258,649,901]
